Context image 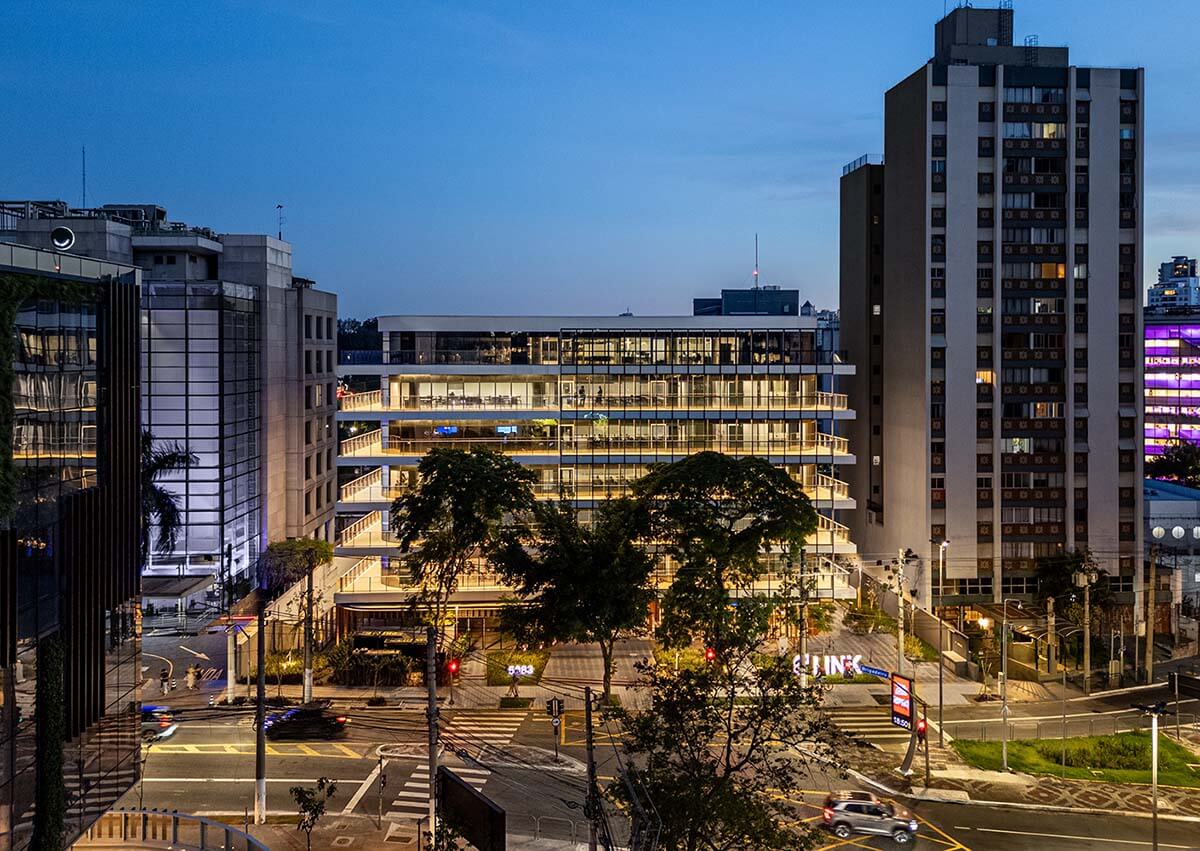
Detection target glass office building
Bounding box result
[1,243,142,850]
[1145,314,1200,458]
[334,315,858,634]
[142,281,262,578]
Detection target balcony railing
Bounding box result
[340,390,849,414]
[341,432,852,459]
[75,809,268,850]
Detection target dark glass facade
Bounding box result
[1,259,141,850]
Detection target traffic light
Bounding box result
[916,718,927,744]
[704,646,717,663]
[447,658,460,675]
[545,698,564,717]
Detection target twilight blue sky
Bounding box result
[5,1,1199,316]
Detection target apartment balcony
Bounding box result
[338,428,855,465]
[1002,137,1067,156]
[1001,522,1065,540]
[1001,452,1065,470]
[1001,487,1065,505]
[1000,312,1065,331]
[1001,173,1065,190]
[1001,348,1064,366]
[1001,242,1065,262]
[339,389,851,418]
[1001,207,1065,224]
[1000,382,1064,400]
[1002,417,1065,436]
[1003,102,1066,120]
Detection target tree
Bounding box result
[612,452,834,850]
[140,430,197,564]
[261,538,335,702]
[495,498,654,703]
[1035,548,1114,627]
[289,776,337,851]
[1147,440,1200,488]
[391,448,535,628]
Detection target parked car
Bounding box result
[822,791,919,844]
[260,701,349,740]
[141,705,178,742]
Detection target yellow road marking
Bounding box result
[149,742,367,759]
[769,790,971,851]
[298,744,320,756]
[334,743,361,758]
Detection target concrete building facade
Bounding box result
[1147,256,1200,311]
[840,6,1144,614]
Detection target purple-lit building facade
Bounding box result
[1145,314,1200,458]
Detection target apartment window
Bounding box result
[1110,575,1134,593]
[305,490,312,516]
[327,383,335,407]
[1119,128,1136,140]
[1001,576,1037,594]
[326,447,334,470]
[1005,86,1065,104]
[305,420,313,445]
[305,386,313,410]
[153,254,164,264]
[166,255,177,265]
[977,476,992,489]
[1003,193,1032,209]
[305,315,313,340]
[1074,263,1088,280]
[931,159,946,173]
[956,577,994,596]
[326,317,334,339]
[326,480,334,503]
[316,488,323,509]
[305,455,312,480]
[931,477,945,490]
[305,351,313,375]
[316,451,323,475]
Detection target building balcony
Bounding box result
[1001,173,1065,190]
[1000,278,1067,296]
[1000,382,1064,400]
[1001,207,1065,224]
[1003,102,1066,120]
[340,389,851,417]
[1001,487,1065,505]
[1002,242,1066,261]
[1002,137,1067,155]
[1000,312,1065,331]
[1001,452,1064,469]
[338,428,855,464]
[1002,417,1066,436]
[1001,348,1064,365]
[1002,522,1065,540]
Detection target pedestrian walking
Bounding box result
[159,668,169,696]
[186,664,197,690]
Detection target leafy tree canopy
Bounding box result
[496,497,654,701]
[391,448,535,622]
[261,538,334,599]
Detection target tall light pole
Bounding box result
[888,549,916,676]
[936,539,949,746]
[1074,564,1098,695]
[302,547,317,704]
[1133,701,1173,851]
[1000,597,1021,772]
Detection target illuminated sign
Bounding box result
[891,673,914,730]
[792,653,864,678]
[507,664,535,678]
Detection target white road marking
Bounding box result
[965,826,1192,848]
[342,759,383,814]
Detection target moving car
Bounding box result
[260,701,349,740]
[141,705,179,742]
[822,791,919,844]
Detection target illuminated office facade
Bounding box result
[1145,314,1200,458]
[0,243,142,849]
[334,315,859,630]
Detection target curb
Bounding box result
[846,767,1200,824]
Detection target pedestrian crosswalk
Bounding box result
[384,711,527,822]
[824,706,914,747]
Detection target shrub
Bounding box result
[500,697,533,709]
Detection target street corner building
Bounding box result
[0,239,142,849]
[332,309,860,640]
[841,4,1144,615]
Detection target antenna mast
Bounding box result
[276,203,285,240]
[81,146,87,208]
[753,233,759,288]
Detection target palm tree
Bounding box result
[141,430,197,564]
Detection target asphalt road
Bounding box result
[124,704,1200,849]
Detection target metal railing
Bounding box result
[339,466,381,501]
[340,389,382,411]
[947,711,1200,742]
[341,390,850,413]
[338,510,382,547]
[812,472,850,499]
[340,433,851,458]
[338,556,380,591]
[74,809,268,850]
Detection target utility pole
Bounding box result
[1083,576,1092,695]
[895,549,905,676]
[254,558,267,824]
[799,551,809,690]
[226,625,237,705]
[1001,613,1009,771]
[937,539,948,746]
[584,685,599,851]
[302,548,316,704]
[1146,545,1158,684]
[426,626,439,839]
[1046,596,1056,676]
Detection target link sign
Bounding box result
[792,653,864,678]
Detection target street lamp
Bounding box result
[1000,597,1022,772]
[1133,701,1174,851]
[886,549,918,676]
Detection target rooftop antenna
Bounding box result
[753,233,759,289]
[276,203,285,240]
[81,146,86,208]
